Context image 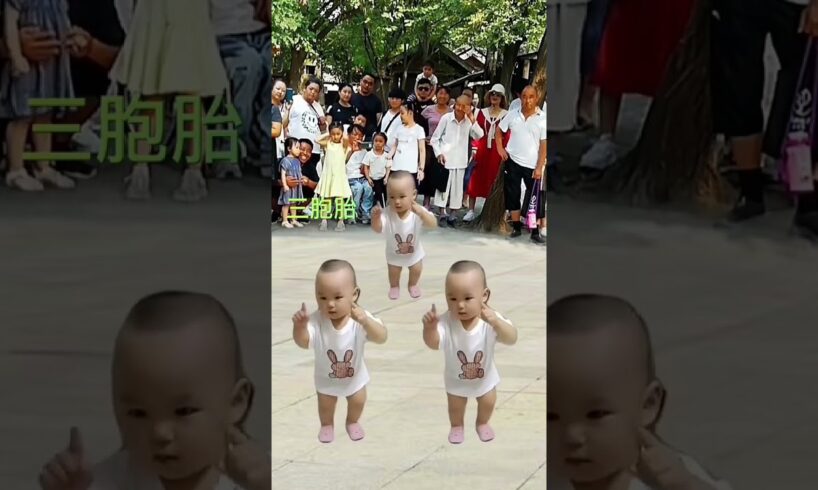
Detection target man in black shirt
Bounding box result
[351,73,383,140]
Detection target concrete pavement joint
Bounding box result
[514,461,545,490]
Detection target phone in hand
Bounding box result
[285,88,294,103]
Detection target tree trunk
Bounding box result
[288,48,308,91]
[498,41,522,97]
[533,31,547,105]
[605,0,730,206]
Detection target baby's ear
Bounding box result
[483,288,491,304]
[640,379,666,429]
[353,287,361,303]
[228,377,254,427]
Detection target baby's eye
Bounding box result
[127,408,147,418]
[175,407,200,417]
[547,412,558,422]
[587,409,612,420]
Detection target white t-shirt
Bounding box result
[346,149,367,179]
[287,95,325,155]
[308,310,379,397]
[415,72,439,88]
[378,205,432,267]
[91,450,243,489]
[380,109,402,150]
[210,0,265,36]
[436,311,504,398]
[363,150,391,180]
[389,124,426,173]
[547,453,732,490]
[499,107,547,169]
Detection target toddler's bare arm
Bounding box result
[292,303,310,349]
[422,304,440,349]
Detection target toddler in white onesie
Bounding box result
[371,170,437,300]
[38,291,268,490]
[292,259,388,443]
[422,260,517,444]
[548,294,732,490]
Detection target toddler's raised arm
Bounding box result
[292,303,310,349]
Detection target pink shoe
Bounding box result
[476,424,495,442]
[346,422,365,441]
[318,425,334,443]
[448,426,464,444]
[408,285,422,298]
[388,287,400,300]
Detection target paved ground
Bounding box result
[0,165,272,487]
[270,221,547,490]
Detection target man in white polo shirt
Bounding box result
[496,85,547,244]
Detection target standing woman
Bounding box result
[464,84,508,222]
[287,76,326,170]
[419,86,453,211]
[272,78,288,161]
[325,82,359,131]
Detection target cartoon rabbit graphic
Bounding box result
[457,350,485,380]
[395,234,415,255]
[328,349,355,379]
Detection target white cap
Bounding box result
[488,84,506,96]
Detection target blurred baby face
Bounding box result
[112,324,243,481]
[445,270,488,323]
[315,269,359,322]
[373,135,386,151]
[547,327,657,484]
[387,175,416,213]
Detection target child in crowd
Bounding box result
[39,291,269,490]
[422,261,517,444]
[363,132,392,208]
[387,101,426,182]
[346,124,374,225]
[415,60,438,94]
[315,122,353,232]
[371,171,437,300]
[3,0,76,191]
[279,137,305,229]
[547,294,731,490]
[292,260,388,443]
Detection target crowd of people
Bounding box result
[0,0,270,201]
[272,61,547,244]
[567,0,818,239]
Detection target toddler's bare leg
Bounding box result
[345,386,367,424]
[447,393,468,427]
[388,264,401,288]
[317,392,337,426]
[408,261,423,287]
[475,388,497,426]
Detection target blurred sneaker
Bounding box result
[71,126,101,154]
[462,210,476,222]
[579,135,617,170]
[214,162,243,179]
[125,164,151,200]
[173,168,208,202]
[6,169,43,191]
[35,166,75,189]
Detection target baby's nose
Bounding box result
[151,420,175,443]
[564,423,587,446]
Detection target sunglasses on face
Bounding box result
[418,86,431,92]
[490,92,500,97]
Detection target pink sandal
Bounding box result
[388,287,400,300]
[318,425,334,443]
[408,285,422,298]
[476,424,495,442]
[448,426,464,444]
[346,422,365,441]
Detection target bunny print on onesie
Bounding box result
[308,310,382,397]
[379,204,432,267]
[437,310,510,398]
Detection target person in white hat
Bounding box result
[463,83,509,222]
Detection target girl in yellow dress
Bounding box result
[111,0,229,202]
[316,122,354,232]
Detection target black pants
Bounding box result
[503,158,536,214]
[372,178,386,207]
[713,0,807,158]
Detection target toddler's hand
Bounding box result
[292,302,309,330]
[480,302,498,325]
[39,427,93,490]
[12,57,30,77]
[222,427,270,490]
[634,428,708,490]
[411,201,425,215]
[350,303,367,323]
[371,204,382,222]
[65,27,91,57]
[423,304,439,330]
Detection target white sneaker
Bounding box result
[291,220,304,228]
[335,220,346,232]
[173,167,208,202]
[36,166,75,189]
[71,126,101,154]
[125,164,151,200]
[463,210,476,222]
[579,136,617,170]
[6,169,43,191]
